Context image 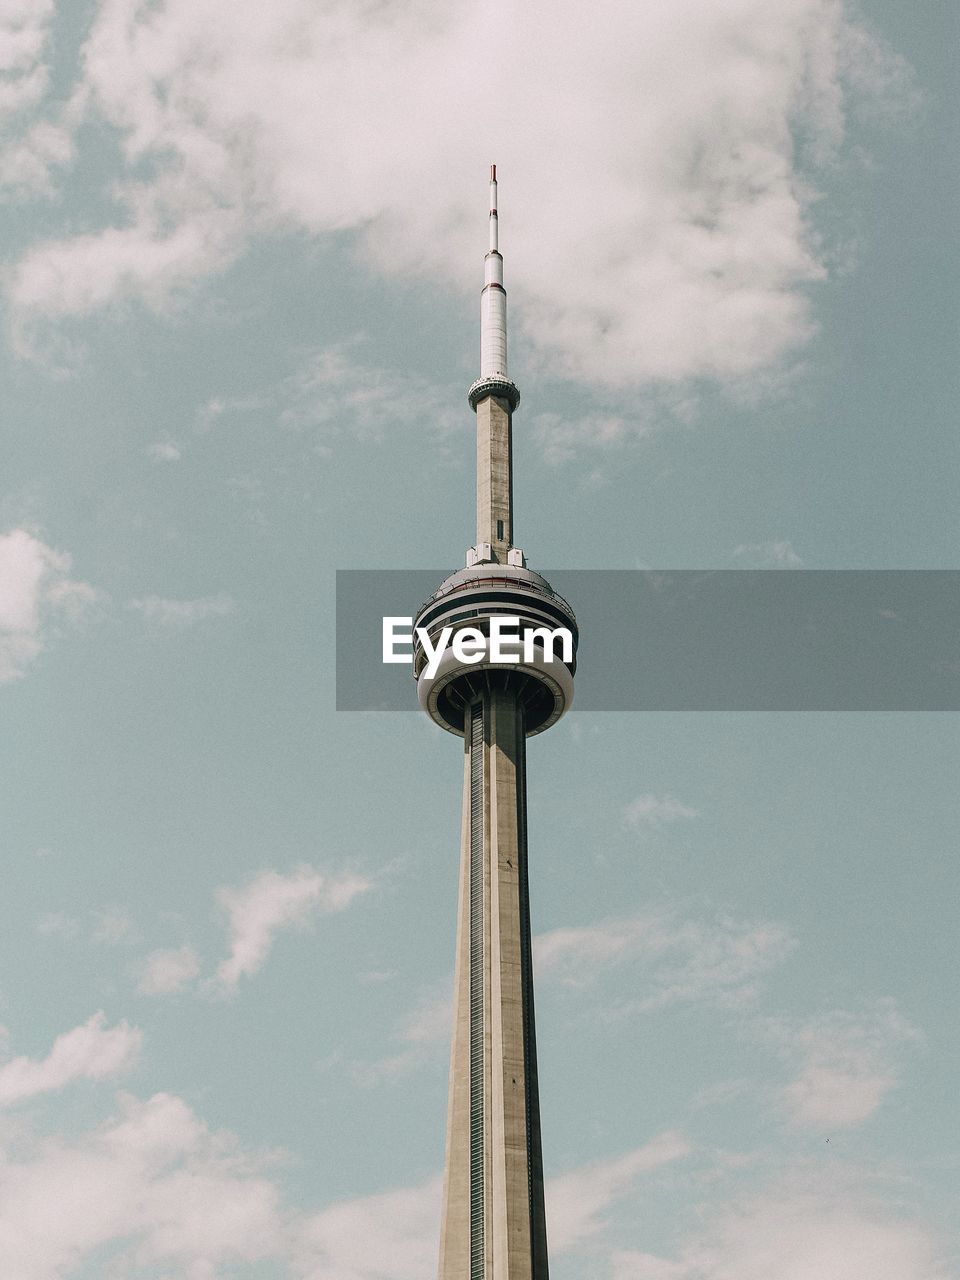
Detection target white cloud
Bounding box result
[6,0,912,390]
[147,437,182,461]
[0,1110,684,1279]
[127,592,236,627]
[197,341,461,453]
[611,1184,951,1280]
[295,1135,690,1275]
[279,342,460,441]
[0,2,74,200]
[0,1,52,108]
[535,908,794,1009]
[733,540,804,567]
[215,866,373,989]
[532,411,638,466]
[765,1001,920,1130]
[623,794,699,829]
[360,905,791,1080]
[137,945,201,996]
[35,910,79,939]
[547,1132,691,1254]
[354,986,453,1084]
[0,1090,947,1280]
[90,905,137,945]
[0,527,98,682]
[0,1091,283,1279]
[0,1012,141,1106]
[294,1177,442,1280]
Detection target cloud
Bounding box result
[215,866,373,989]
[35,910,80,939]
[0,1087,947,1280]
[0,1012,141,1106]
[733,540,804,567]
[360,903,789,1081]
[0,1098,683,1280]
[546,1132,691,1254]
[127,592,236,627]
[623,794,699,829]
[278,342,460,442]
[0,1,73,202]
[535,908,794,1009]
[137,945,201,996]
[530,411,645,465]
[610,1184,951,1280]
[6,0,913,390]
[147,437,182,462]
[295,1135,689,1275]
[0,527,98,682]
[196,341,461,454]
[294,1177,442,1280]
[0,1,53,117]
[764,1001,920,1130]
[354,986,453,1085]
[90,906,137,945]
[0,1091,283,1279]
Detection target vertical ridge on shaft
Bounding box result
[469,703,485,1280]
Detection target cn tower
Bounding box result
[414,168,578,1280]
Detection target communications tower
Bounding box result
[414,168,578,1280]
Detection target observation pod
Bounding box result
[414,565,578,738]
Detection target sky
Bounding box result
[0,1,957,1277]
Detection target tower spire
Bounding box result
[469,166,521,568]
[470,165,519,410]
[481,164,506,379]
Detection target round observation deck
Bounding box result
[413,564,577,737]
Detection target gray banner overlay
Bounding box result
[336,571,959,712]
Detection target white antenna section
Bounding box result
[480,163,507,379]
[468,166,519,413]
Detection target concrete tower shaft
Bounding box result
[438,689,549,1280]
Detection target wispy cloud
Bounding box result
[0,527,99,682]
[294,1176,442,1280]
[214,866,373,990]
[531,411,637,466]
[611,1181,951,1280]
[367,905,795,1083]
[0,0,74,202]
[90,906,137,946]
[127,593,236,628]
[535,908,794,1010]
[623,794,699,829]
[0,1091,282,1278]
[0,1012,141,1106]
[146,438,182,462]
[35,911,79,939]
[0,1087,947,1280]
[6,1,914,393]
[763,1000,921,1130]
[278,342,460,442]
[733,540,804,567]
[547,1132,691,1253]
[354,986,453,1085]
[194,342,461,460]
[137,945,201,996]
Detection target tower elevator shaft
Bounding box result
[438,682,549,1280]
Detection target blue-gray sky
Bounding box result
[0,1,957,1277]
